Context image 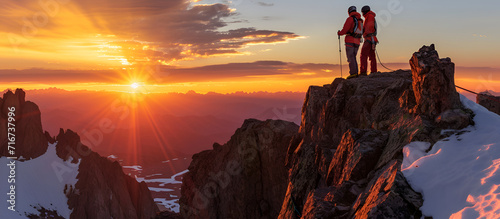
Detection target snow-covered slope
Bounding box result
[403,95,500,218]
[0,143,79,218]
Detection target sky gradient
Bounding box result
[1,0,499,93]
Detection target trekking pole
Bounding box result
[338,31,343,78]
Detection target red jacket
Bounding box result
[363,11,378,43]
[338,12,363,46]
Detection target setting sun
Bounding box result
[131,83,140,89]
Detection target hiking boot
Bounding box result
[346,74,358,79]
[359,72,368,76]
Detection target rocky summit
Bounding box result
[180,44,475,219]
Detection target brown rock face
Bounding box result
[410,44,461,118]
[180,119,299,219]
[477,92,500,115]
[57,129,159,219]
[0,89,48,160]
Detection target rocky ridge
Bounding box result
[280,44,473,218]
[180,44,475,219]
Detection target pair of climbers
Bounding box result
[337,5,378,79]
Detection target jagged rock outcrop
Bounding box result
[0,89,48,159]
[410,44,461,118]
[278,44,473,219]
[477,92,500,115]
[56,129,159,219]
[180,119,299,219]
[410,44,471,130]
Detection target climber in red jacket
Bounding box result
[360,5,379,75]
[338,6,363,79]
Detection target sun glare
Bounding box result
[131,83,140,89]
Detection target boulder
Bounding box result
[435,109,472,129]
[477,92,500,116]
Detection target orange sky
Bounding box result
[1,0,499,94]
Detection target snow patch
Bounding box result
[154,198,180,213]
[123,165,142,171]
[136,169,188,186]
[401,142,431,170]
[146,173,162,178]
[403,95,500,218]
[148,187,174,192]
[0,143,80,218]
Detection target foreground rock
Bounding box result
[180,119,299,219]
[477,92,500,116]
[278,44,473,218]
[57,129,159,219]
[0,89,48,159]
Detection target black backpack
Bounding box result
[349,16,363,38]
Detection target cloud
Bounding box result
[258,2,274,7]
[262,16,280,21]
[0,0,300,66]
[2,64,497,94]
[472,34,488,38]
[0,61,341,84]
